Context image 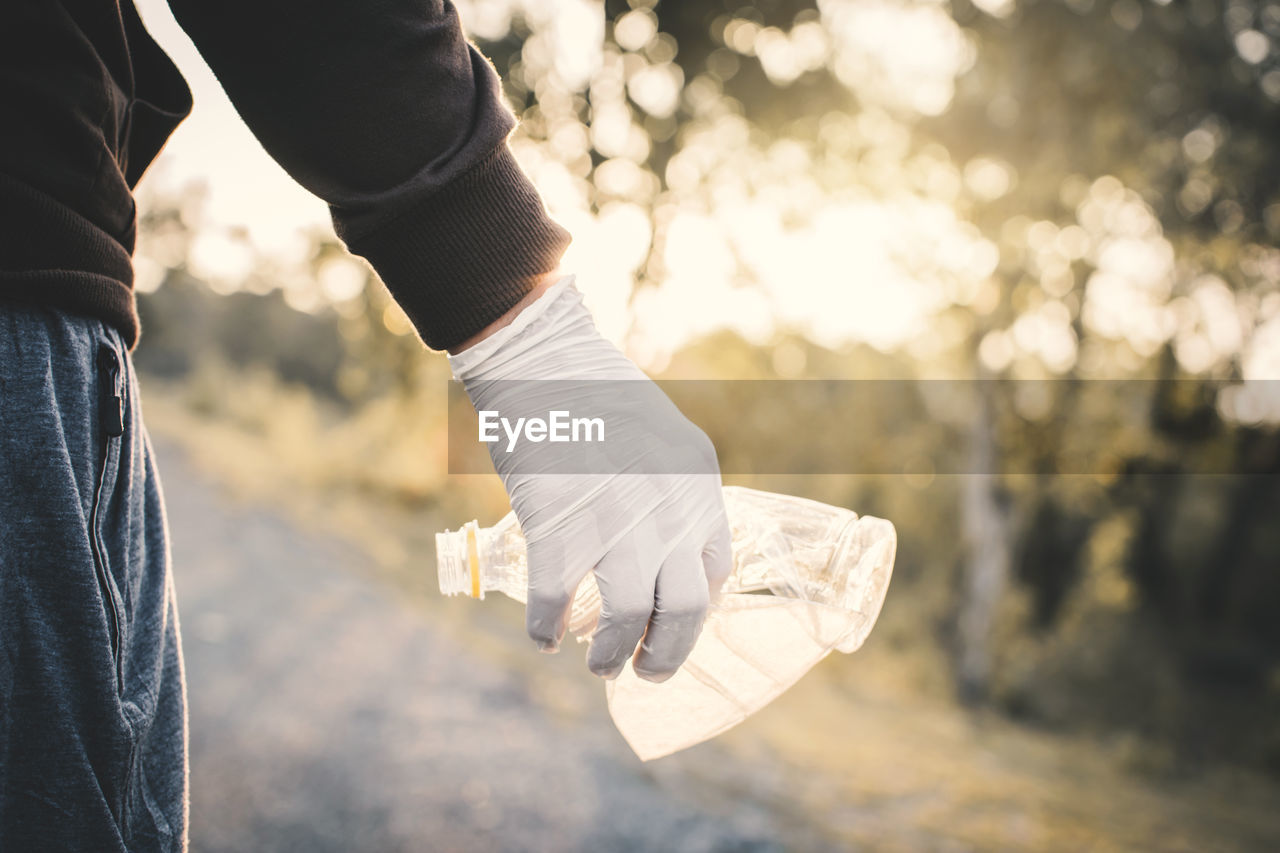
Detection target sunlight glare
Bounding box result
[820,0,976,116]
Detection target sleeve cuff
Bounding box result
[334,145,571,351]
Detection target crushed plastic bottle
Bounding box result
[436,486,896,760]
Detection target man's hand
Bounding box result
[448,276,732,682]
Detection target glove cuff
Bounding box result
[446,274,575,379]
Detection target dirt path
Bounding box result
[158,439,798,853]
[153,425,1280,853]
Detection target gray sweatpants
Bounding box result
[0,305,187,851]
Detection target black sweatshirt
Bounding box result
[0,0,570,350]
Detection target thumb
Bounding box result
[524,536,576,652]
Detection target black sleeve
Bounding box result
[165,0,570,349]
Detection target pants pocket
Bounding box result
[91,342,126,694]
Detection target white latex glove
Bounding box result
[448,276,732,681]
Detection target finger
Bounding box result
[632,543,711,683]
[524,536,576,653]
[701,513,733,599]
[586,537,657,680]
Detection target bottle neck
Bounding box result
[435,520,483,598]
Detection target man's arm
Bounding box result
[167,1,733,679]
[165,0,569,350]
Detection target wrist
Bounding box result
[447,273,617,382]
[447,268,563,355]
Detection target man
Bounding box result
[0,1,731,849]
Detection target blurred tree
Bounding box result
[464,0,1280,732]
[135,0,1280,769]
